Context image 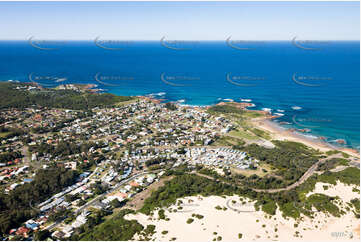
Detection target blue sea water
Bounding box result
[0,40,359,149]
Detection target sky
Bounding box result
[0,1,359,40]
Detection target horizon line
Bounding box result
[0,39,360,41]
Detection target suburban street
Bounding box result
[45,169,161,231]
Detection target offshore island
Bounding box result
[0,81,359,241]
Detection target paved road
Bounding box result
[253,153,347,193]
[21,145,30,163]
[330,161,360,173]
[74,171,151,213]
[44,219,63,231]
[193,153,355,194]
[44,152,360,230]
[225,133,275,149]
[45,170,161,231]
[350,161,360,168]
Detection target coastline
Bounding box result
[3,81,360,155]
[250,117,360,158]
[1,81,359,241]
[174,98,359,157]
[151,95,359,157]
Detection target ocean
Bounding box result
[0,40,359,149]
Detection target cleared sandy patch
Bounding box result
[306,181,360,203]
[126,193,359,241]
[124,176,174,210]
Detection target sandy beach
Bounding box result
[250,118,360,159]
[127,181,360,241]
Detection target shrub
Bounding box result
[186,218,194,224]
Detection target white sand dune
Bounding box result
[306,181,359,203]
[127,188,360,241]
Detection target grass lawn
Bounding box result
[242,111,265,119]
[251,128,272,140]
[0,132,11,138]
[228,129,257,140]
[115,98,139,107]
[231,163,274,178]
[212,136,241,146]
